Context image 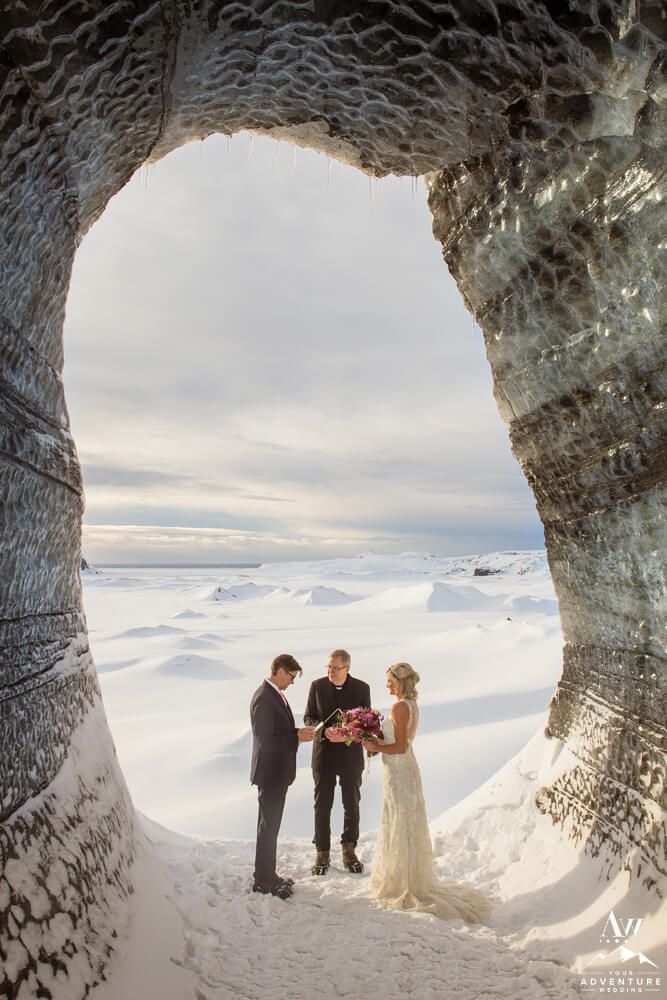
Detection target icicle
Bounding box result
[291,144,297,173]
[271,140,281,171]
[226,134,231,153]
[140,163,153,190]
[369,175,375,212]
[327,157,332,187]
[247,133,254,158]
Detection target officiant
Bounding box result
[303,648,371,876]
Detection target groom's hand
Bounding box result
[298,726,316,742]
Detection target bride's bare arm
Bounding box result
[367,701,409,754]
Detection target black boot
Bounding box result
[252,879,292,899]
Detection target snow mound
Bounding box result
[171,609,208,620]
[297,586,358,606]
[209,582,278,603]
[114,624,186,639]
[155,655,242,681]
[363,582,493,613]
[96,657,142,675]
[194,750,248,778]
[173,636,219,651]
[502,595,559,615]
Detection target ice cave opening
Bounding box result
[62,127,548,839]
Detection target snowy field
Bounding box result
[83,552,666,1000]
[84,549,560,840]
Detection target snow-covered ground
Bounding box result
[83,552,666,999]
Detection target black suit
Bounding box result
[304,674,371,851]
[250,680,299,887]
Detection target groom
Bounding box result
[250,653,315,899]
[304,649,371,875]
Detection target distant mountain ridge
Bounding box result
[252,549,549,580]
[82,550,548,579]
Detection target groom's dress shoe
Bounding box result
[252,879,293,899]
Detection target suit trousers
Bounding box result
[254,782,289,886]
[313,770,361,851]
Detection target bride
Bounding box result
[364,662,490,921]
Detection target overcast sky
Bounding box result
[62,132,543,564]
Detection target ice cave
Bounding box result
[0,2,665,995]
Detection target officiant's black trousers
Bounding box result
[254,783,288,886]
[313,771,361,851]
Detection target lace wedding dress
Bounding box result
[370,699,490,921]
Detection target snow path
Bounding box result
[158,833,579,1000]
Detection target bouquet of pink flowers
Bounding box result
[328,707,384,745]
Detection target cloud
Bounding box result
[81,458,295,503]
[81,523,398,564]
[81,514,543,565]
[82,462,199,488]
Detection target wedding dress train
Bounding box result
[370,699,490,922]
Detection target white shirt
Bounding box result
[267,678,289,705]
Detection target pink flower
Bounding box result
[336,706,384,744]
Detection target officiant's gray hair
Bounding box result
[387,662,420,700]
[330,648,351,667]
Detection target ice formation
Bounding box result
[0,2,665,996]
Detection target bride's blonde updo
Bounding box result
[387,662,420,700]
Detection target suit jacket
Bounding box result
[304,675,371,778]
[250,680,299,787]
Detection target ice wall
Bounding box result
[427,93,666,888]
[0,2,665,995]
